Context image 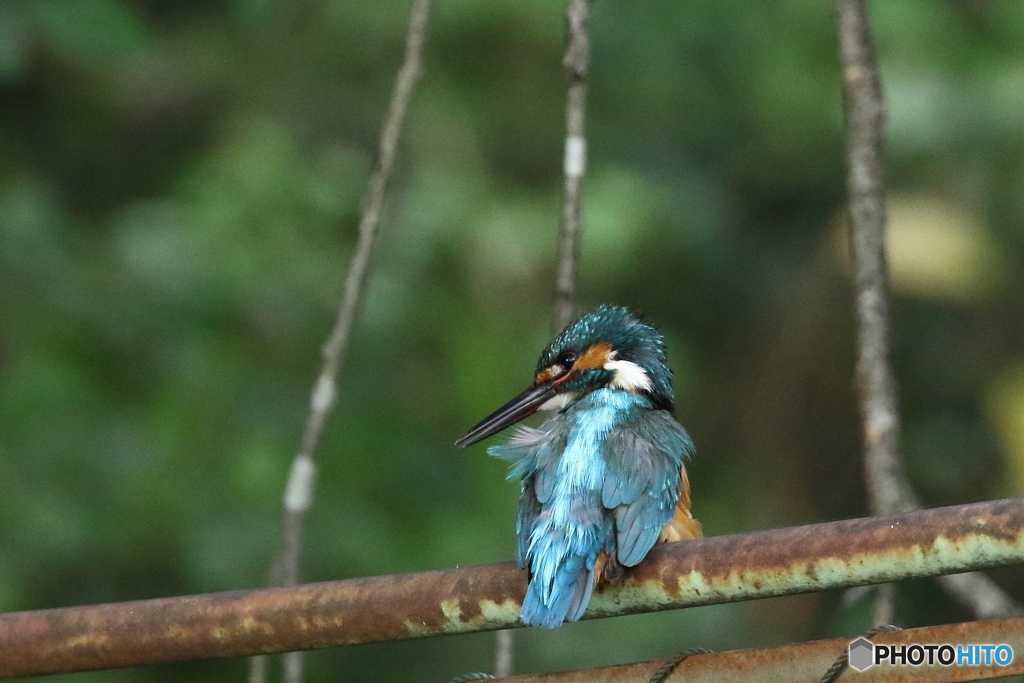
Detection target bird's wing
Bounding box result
[488,415,570,568]
[601,410,694,567]
[515,479,541,568]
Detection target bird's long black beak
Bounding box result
[455,383,558,448]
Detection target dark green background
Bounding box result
[3,0,1024,680]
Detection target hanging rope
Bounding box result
[646,647,715,683]
[447,672,496,682]
[818,625,902,683]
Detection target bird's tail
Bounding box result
[521,551,596,628]
[521,516,604,628]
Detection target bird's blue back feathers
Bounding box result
[489,388,693,627]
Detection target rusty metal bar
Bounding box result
[504,616,1024,682]
[1,498,1023,678]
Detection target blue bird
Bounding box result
[456,305,701,627]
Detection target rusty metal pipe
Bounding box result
[1,498,1023,678]
[504,616,1024,682]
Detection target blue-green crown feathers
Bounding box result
[539,305,675,409]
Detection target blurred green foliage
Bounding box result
[2,0,1024,681]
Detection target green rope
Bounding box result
[818,625,902,683]
[646,647,715,683]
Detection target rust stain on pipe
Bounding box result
[1,498,1023,677]
[0,565,527,677]
[503,616,1024,682]
[587,496,1024,618]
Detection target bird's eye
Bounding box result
[557,350,577,367]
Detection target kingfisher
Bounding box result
[456,305,701,628]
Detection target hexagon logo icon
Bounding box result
[848,637,875,672]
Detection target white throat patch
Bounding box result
[539,392,578,412]
[604,359,653,393]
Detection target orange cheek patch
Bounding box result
[535,367,557,384]
[535,342,613,385]
[573,342,613,371]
